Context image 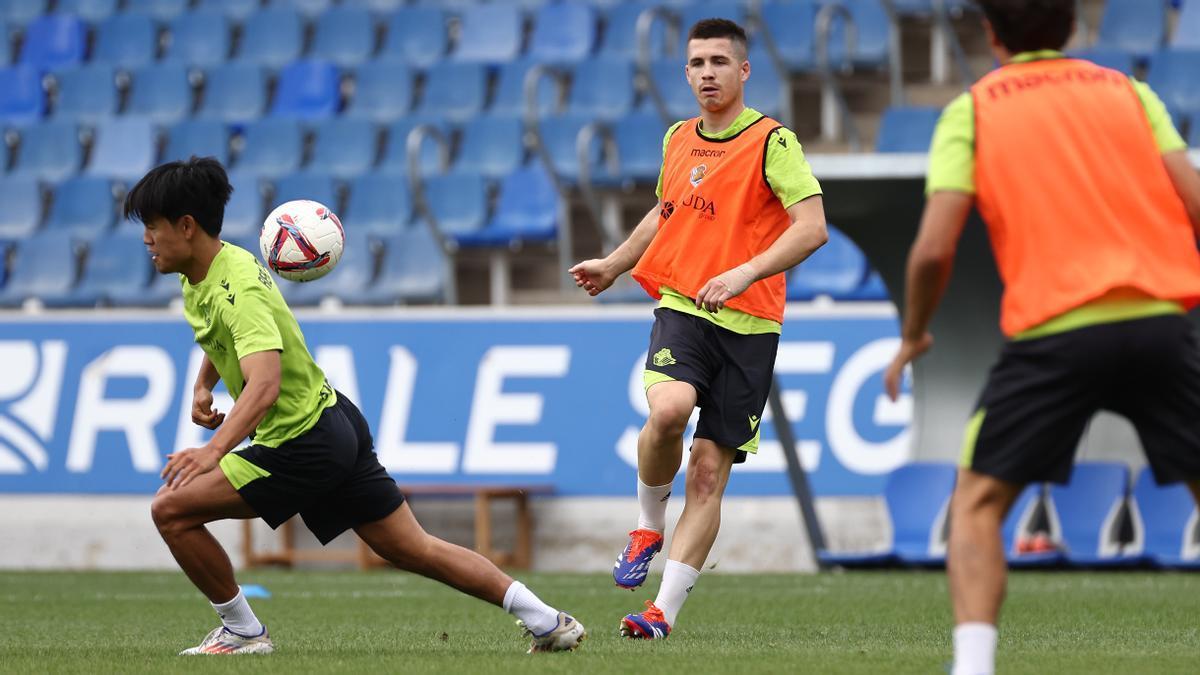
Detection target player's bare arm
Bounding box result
[163,350,282,489]
[883,191,973,400]
[191,354,225,431]
[570,204,661,296]
[1162,151,1200,235]
[694,195,828,312]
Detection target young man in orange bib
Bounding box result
[883,2,1200,673]
[570,18,828,639]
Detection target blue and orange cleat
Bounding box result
[619,600,671,640]
[613,528,663,589]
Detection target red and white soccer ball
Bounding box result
[260,199,345,282]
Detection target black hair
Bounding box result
[687,18,749,59]
[123,156,233,237]
[978,0,1075,53]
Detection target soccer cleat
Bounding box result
[619,600,671,640]
[522,612,587,653]
[179,626,274,655]
[613,528,663,589]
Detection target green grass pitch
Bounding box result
[2,570,1198,674]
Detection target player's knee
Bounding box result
[686,451,726,502]
[952,475,1019,521]
[150,493,183,535]
[646,401,691,440]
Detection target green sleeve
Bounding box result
[925,92,976,196]
[763,127,822,208]
[1130,80,1187,153]
[655,120,687,199]
[222,282,283,361]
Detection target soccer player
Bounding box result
[882,2,1200,674]
[570,19,827,639]
[129,157,586,655]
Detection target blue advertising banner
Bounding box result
[0,306,910,496]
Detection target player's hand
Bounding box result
[569,258,618,296]
[161,445,221,490]
[884,332,933,401]
[191,388,225,430]
[695,263,757,313]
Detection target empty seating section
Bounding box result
[312,7,375,67]
[165,11,230,68]
[346,62,413,121]
[452,4,521,64]
[237,8,303,69]
[92,12,156,70]
[51,65,117,123]
[128,64,192,124]
[311,118,379,178]
[271,60,341,120]
[876,107,941,153]
[1097,0,1165,58]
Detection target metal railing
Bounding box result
[404,124,458,306]
[815,2,863,149]
[635,6,682,126]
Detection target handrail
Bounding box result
[404,124,457,306]
[877,0,906,106]
[815,2,862,150]
[635,6,681,126]
[931,0,974,89]
[748,0,798,128]
[521,63,578,293]
[574,121,623,251]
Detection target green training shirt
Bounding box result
[182,242,335,448]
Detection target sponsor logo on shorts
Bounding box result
[749,414,760,432]
[652,348,677,367]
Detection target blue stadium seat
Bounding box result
[1175,0,1200,49]
[600,1,668,60]
[454,115,524,179]
[0,19,8,67]
[744,47,785,119]
[528,2,597,65]
[363,226,449,304]
[235,119,304,179]
[310,118,378,179]
[381,117,454,176]
[20,15,86,72]
[268,0,333,17]
[423,171,488,240]
[452,4,522,64]
[887,0,973,14]
[198,64,266,123]
[223,172,264,240]
[1190,113,1200,148]
[825,0,890,68]
[0,177,43,241]
[1147,50,1200,117]
[14,121,80,182]
[1097,0,1166,58]
[0,0,48,27]
[787,226,866,300]
[415,62,487,123]
[1048,462,1135,567]
[1129,466,1200,569]
[51,65,117,123]
[0,232,78,308]
[236,8,303,69]
[490,59,561,118]
[1003,484,1062,566]
[46,176,115,240]
[0,65,44,126]
[270,60,341,120]
[126,0,189,21]
[108,267,181,307]
[312,7,375,67]
[65,232,151,307]
[380,7,447,70]
[760,0,816,71]
[614,111,666,181]
[92,12,157,69]
[56,0,118,23]
[164,11,230,68]
[281,234,376,306]
[197,0,262,22]
[273,172,338,211]
[1068,48,1136,75]
[567,57,635,122]
[648,59,696,121]
[537,113,613,184]
[346,62,413,122]
[854,270,890,301]
[128,64,192,124]
[88,117,157,182]
[875,106,941,153]
[463,165,558,246]
[343,173,411,239]
[344,0,405,14]
[680,1,746,45]
[164,119,229,164]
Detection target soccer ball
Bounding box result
[260,200,345,282]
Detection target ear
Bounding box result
[178,214,199,239]
[741,58,750,83]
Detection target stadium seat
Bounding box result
[1174,0,1200,49]
[13,121,81,182]
[1128,466,1200,569]
[281,234,375,306]
[0,232,78,308]
[270,60,341,120]
[490,60,561,118]
[128,64,192,124]
[197,0,263,22]
[854,270,890,301]
[164,119,230,164]
[454,115,525,179]
[887,0,973,14]
[528,2,597,65]
[566,57,635,122]
[0,65,45,126]
[51,65,118,124]
[1097,0,1166,59]
[311,7,375,67]
[787,226,867,300]
[46,176,115,240]
[1190,114,1200,148]
[380,7,447,70]
[64,232,151,307]
[0,0,48,27]
[0,19,8,67]
[126,0,189,21]
[222,172,264,240]
[56,0,116,22]
[273,172,338,212]
[87,117,157,182]
[614,111,667,181]
[345,62,414,122]
[198,64,266,123]
[92,12,156,70]
[680,1,746,46]
[362,226,449,304]
[600,1,669,60]
[464,165,558,246]
[236,8,303,69]
[875,106,941,153]
[422,171,488,240]
[1068,48,1136,75]
[108,263,181,307]
[744,47,785,120]
[1003,484,1063,566]
[20,15,86,72]
[344,0,405,14]
[310,118,378,179]
[235,119,304,179]
[415,62,487,123]
[1047,462,1136,566]
[452,4,522,64]
[825,0,891,68]
[0,177,43,241]
[381,117,454,176]
[164,11,231,68]
[269,0,333,18]
[537,113,614,184]
[648,59,698,121]
[760,0,817,71]
[343,173,411,239]
[1147,50,1200,117]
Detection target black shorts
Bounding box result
[643,307,780,463]
[220,392,405,544]
[965,314,1200,485]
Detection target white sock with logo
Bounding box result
[212,587,264,637]
[653,559,700,626]
[952,622,997,675]
[503,581,560,636]
[636,478,673,532]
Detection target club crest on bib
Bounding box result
[689,164,707,187]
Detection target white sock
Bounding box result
[212,587,264,637]
[653,559,700,626]
[952,622,997,675]
[637,478,673,532]
[502,581,560,636]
